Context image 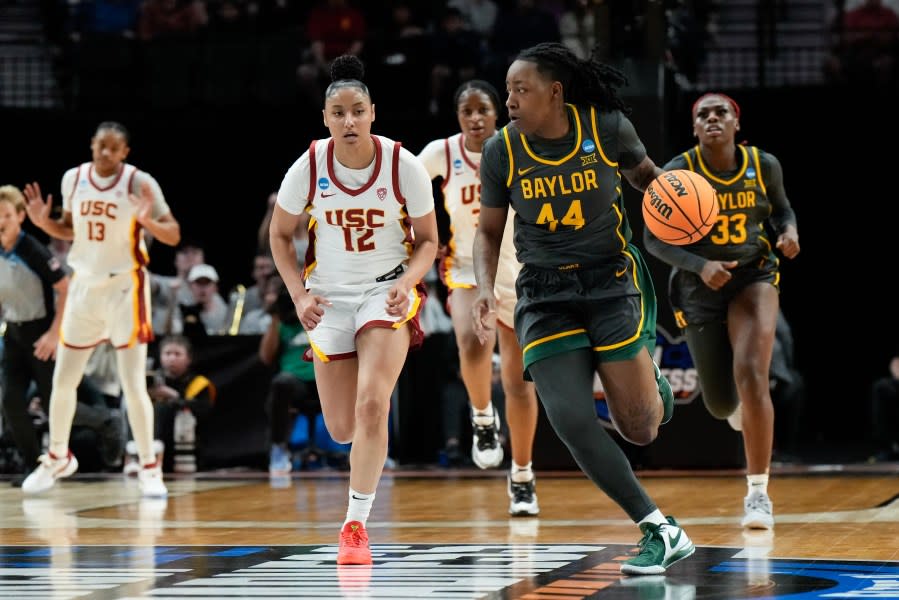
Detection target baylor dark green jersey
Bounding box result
[480,105,645,268]
[664,145,776,265]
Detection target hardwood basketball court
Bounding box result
[1,463,898,598]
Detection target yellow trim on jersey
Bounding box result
[612,198,627,251]
[682,151,695,171]
[126,269,141,347]
[303,217,318,281]
[503,127,515,188]
[589,106,617,167]
[751,146,767,195]
[310,340,329,363]
[522,328,588,355]
[696,144,749,185]
[519,104,582,166]
[393,287,423,329]
[593,248,645,352]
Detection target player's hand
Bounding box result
[23,182,52,228]
[129,182,154,226]
[32,330,59,361]
[385,280,412,319]
[295,292,331,331]
[776,225,800,259]
[471,292,497,345]
[700,260,738,291]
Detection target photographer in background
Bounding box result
[258,275,323,475]
[148,334,216,472]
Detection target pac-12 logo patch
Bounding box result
[377,187,388,201]
[317,178,330,190]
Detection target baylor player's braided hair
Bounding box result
[516,42,630,114]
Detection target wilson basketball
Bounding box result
[642,170,719,245]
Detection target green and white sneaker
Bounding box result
[621,516,695,575]
[654,362,674,424]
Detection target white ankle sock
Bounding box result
[747,473,769,496]
[344,488,375,526]
[472,403,495,426]
[510,461,533,483]
[638,509,668,528]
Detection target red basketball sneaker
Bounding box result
[337,521,372,565]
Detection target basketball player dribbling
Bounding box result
[644,93,800,530]
[472,42,694,575]
[21,121,180,498]
[269,55,438,565]
[418,79,541,516]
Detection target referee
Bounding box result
[0,184,69,485]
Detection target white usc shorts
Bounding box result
[306,280,425,362]
[61,269,153,349]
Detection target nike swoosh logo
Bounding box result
[517,166,535,176]
[351,494,366,500]
[666,527,682,548]
[321,192,337,197]
[615,267,627,277]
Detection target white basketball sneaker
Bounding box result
[138,465,168,498]
[742,490,774,529]
[21,451,79,495]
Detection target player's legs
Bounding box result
[683,321,739,419]
[498,324,539,515]
[47,346,92,456]
[498,324,536,467]
[352,325,409,493]
[449,287,495,411]
[21,345,90,494]
[117,344,167,497]
[729,283,779,529]
[727,282,778,475]
[598,349,665,446]
[449,287,503,468]
[529,349,694,574]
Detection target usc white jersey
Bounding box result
[419,133,520,293]
[62,162,169,277]
[277,135,434,288]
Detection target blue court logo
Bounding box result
[317,178,330,190]
[582,139,596,153]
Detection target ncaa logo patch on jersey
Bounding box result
[317,177,330,190]
[453,158,463,175]
[582,139,596,153]
[746,167,756,179]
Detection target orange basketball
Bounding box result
[642,169,719,245]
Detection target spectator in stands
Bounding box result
[427,7,483,115]
[486,0,561,85]
[559,0,597,60]
[225,253,275,335]
[257,191,309,262]
[869,347,899,462]
[258,278,320,475]
[69,0,143,37]
[236,271,280,334]
[137,0,209,41]
[0,184,69,486]
[447,0,498,38]
[150,240,205,334]
[148,334,216,472]
[174,264,229,337]
[297,0,367,107]
[826,0,899,87]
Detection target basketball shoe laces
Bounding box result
[474,422,498,451]
[746,492,772,514]
[341,523,369,550]
[509,480,534,504]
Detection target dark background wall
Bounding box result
[5,79,896,455]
